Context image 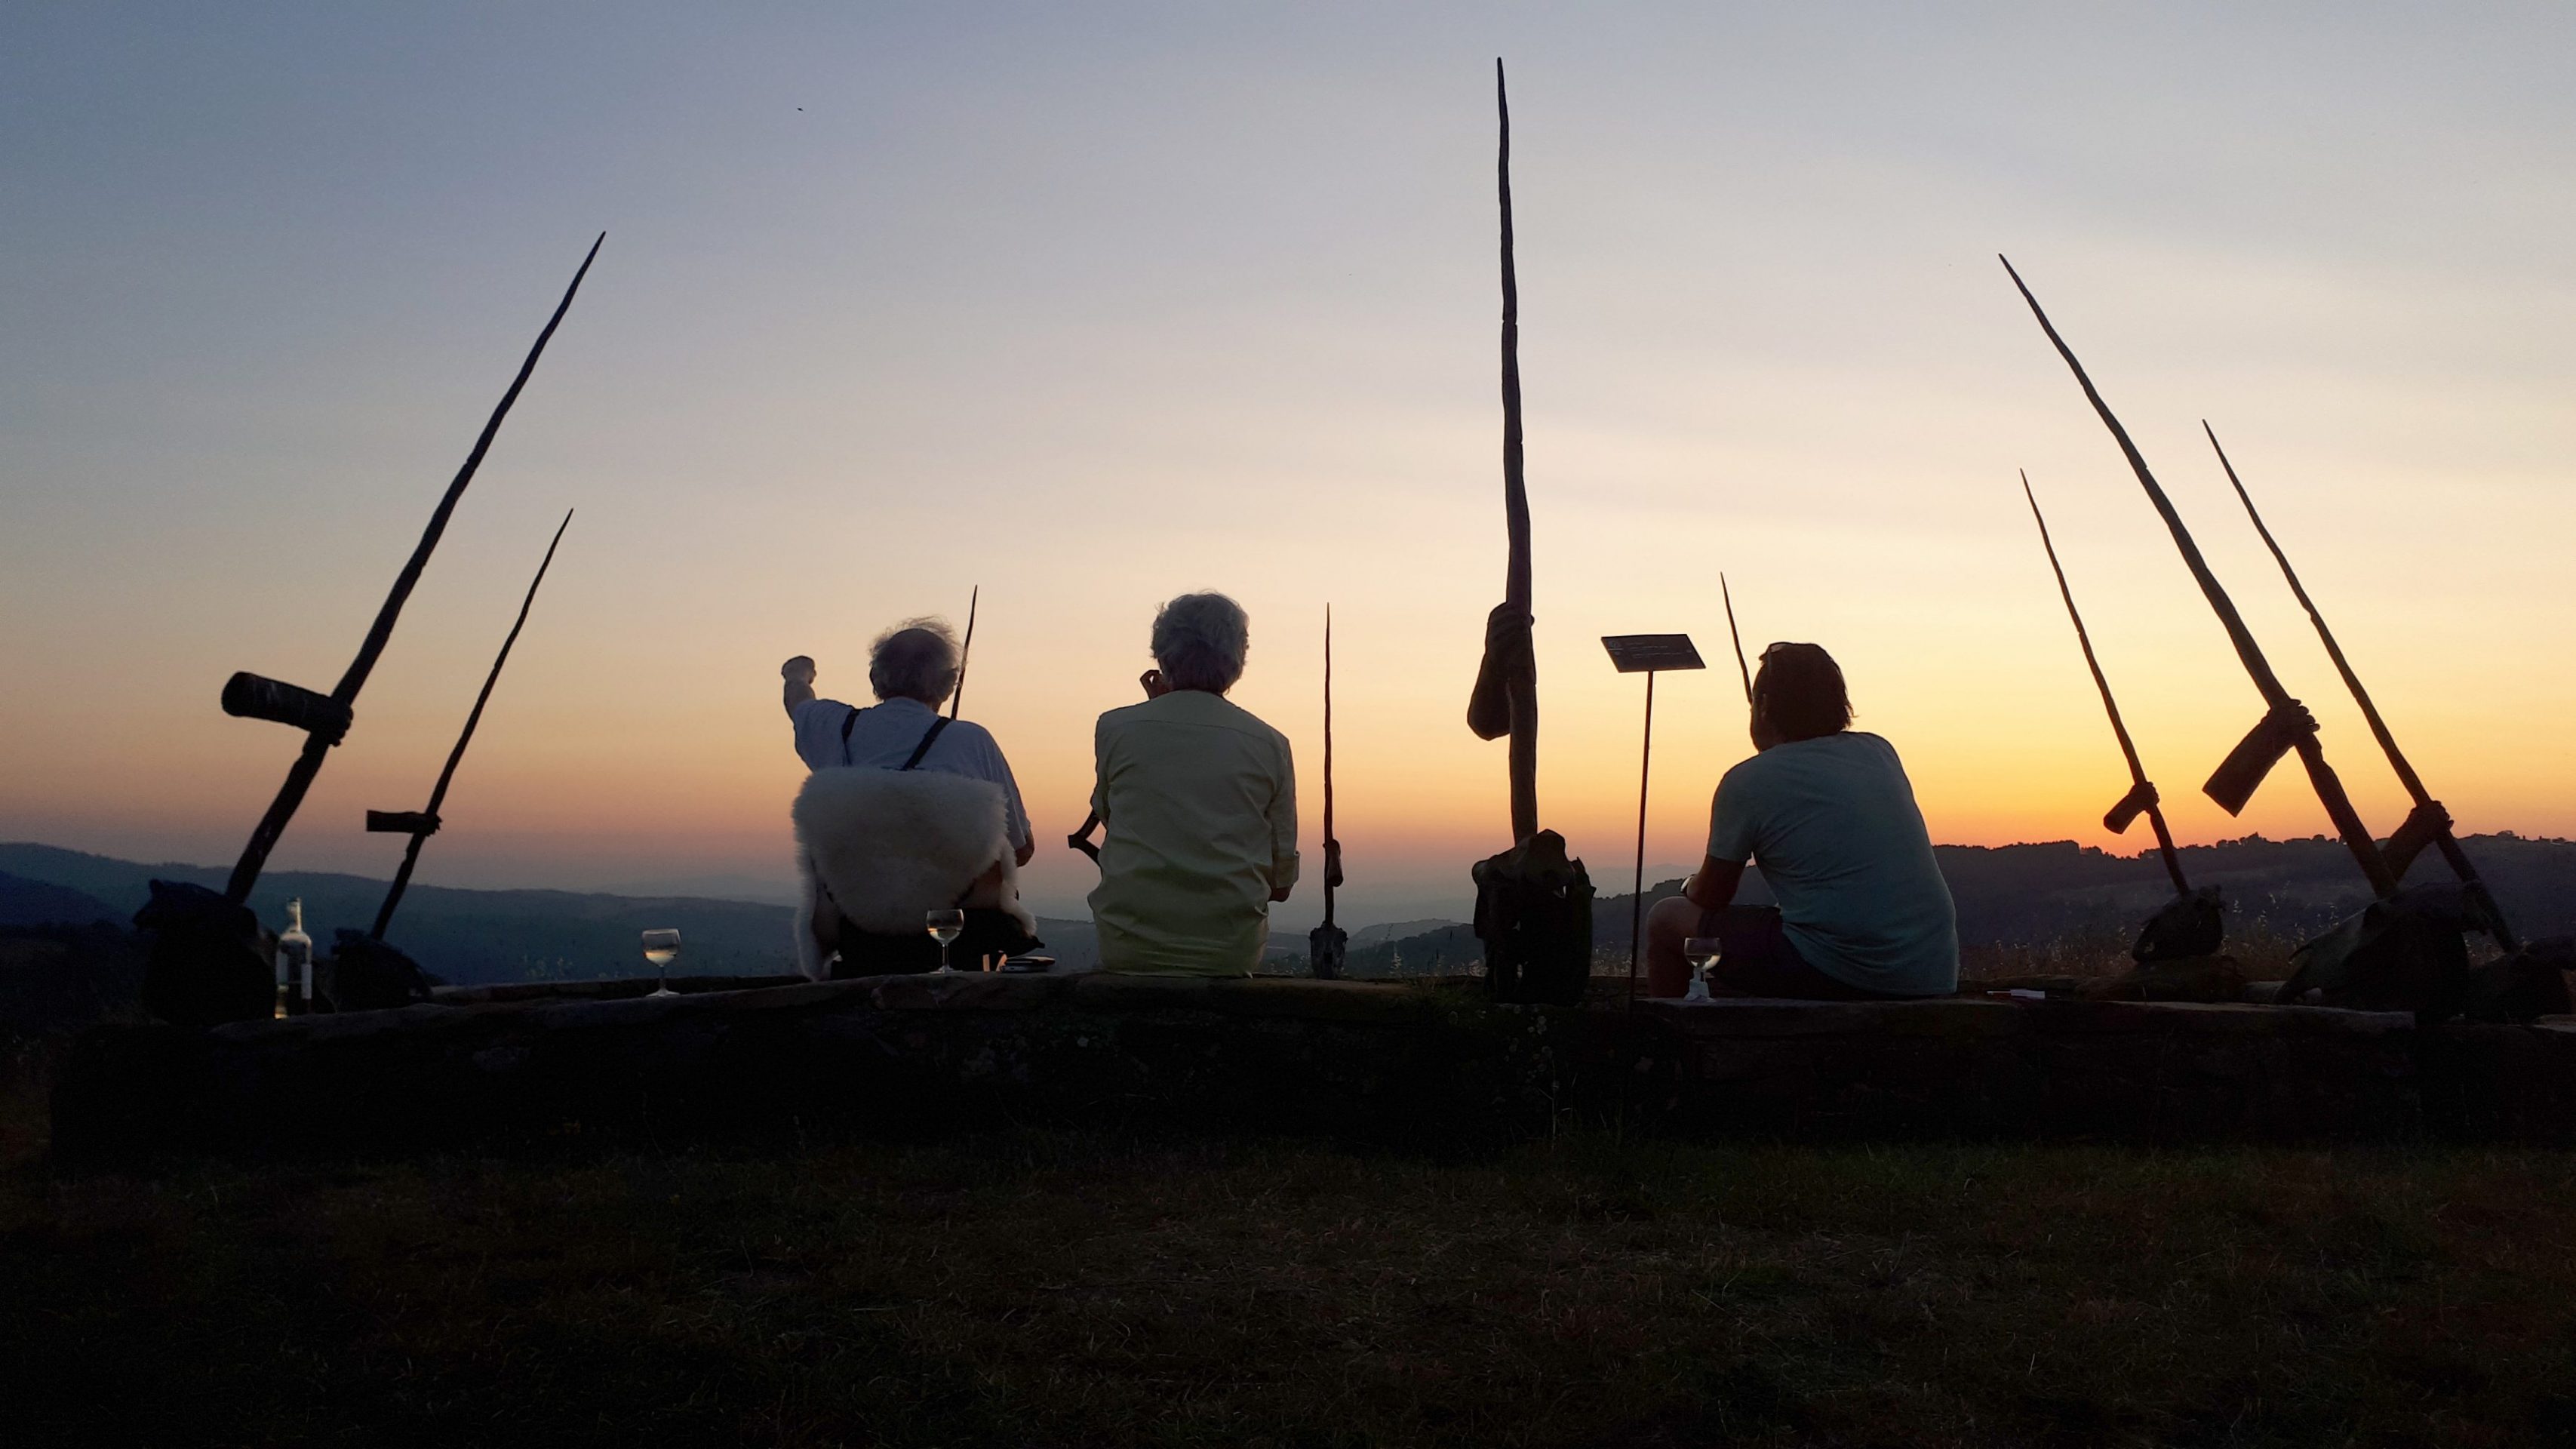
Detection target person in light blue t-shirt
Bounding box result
[1644,641,1957,999]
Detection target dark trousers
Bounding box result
[1701,905,1909,1001]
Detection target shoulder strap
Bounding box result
[899,716,953,772]
[839,705,864,766]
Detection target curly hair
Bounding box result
[868,617,961,704]
[1151,592,1250,694]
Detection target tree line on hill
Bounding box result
[6,835,2574,987]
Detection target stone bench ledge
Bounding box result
[1639,995,2418,1039]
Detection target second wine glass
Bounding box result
[1680,936,1720,1003]
[925,909,966,974]
[641,928,682,998]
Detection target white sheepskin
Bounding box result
[790,767,1036,980]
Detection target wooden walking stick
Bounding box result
[364,509,574,939]
[1999,255,2396,899]
[2203,423,2517,949]
[219,232,605,906]
[1309,605,1348,979]
[2021,472,2192,897]
[949,584,979,720]
[1720,573,1753,705]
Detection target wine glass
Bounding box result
[925,909,966,974]
[641,928,682,998]
[1680,937,1720,1003]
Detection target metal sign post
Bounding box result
[1602,633,1706,1003]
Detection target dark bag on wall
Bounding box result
[2278,881,2488,1023]
[1473,829,1594,1007]
[135,879,272,1029]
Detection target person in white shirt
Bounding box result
[781,620,1041,977]
[1087,592,1299,976]
[1644,641,1958,999]
[781,619,1034,866]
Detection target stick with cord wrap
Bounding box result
[1308,605,1347,978]
[1464,60,1593,1008]
[1999,254,2396,900]
[364,509,576,940]
[219,233,606,906]
[2203,423,2516,951]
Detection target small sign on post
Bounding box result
[1601,634,1705,1004]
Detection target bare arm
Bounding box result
[1682,855,1745,914]
[782,656,816,717]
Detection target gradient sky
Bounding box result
[5,3,2572,928]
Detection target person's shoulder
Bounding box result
[1845,731,1903,762]
[1209,696,1291,752]
[792,697,854,726]
[1718,748,1779,789]
[1096,699,1153,732]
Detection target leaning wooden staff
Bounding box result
[364,509,576,940]
[2000,254,2399,900]
[1465,60,1592,1005]
[2020,471,2222,962]
[221,233,606,906]
[135,235,602,1027]
[2201,423,2518,954]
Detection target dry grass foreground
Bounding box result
[5,1088,2576,1447]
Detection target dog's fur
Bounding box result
[791,767,1036,980]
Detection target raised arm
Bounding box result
[782,656,816,717]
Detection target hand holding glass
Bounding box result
[925,909,966,974]
[1680,937,1720,1003]
[641,928,682,998]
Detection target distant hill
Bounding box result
[0,843,1099,987]
[12,835,2574,987]
[1345,834,2576,977]
[0,872,121,930]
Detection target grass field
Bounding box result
[6,1038,2576,1449]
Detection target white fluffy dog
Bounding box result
[790,767,1037,981]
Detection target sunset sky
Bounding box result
[5,4,2572,928]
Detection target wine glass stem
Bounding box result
[939,940,951,973]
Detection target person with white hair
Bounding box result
[779,618,1039,977]
[780,619,1033,863]
[1087,592,1299,975]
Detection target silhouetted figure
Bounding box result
[782,620,1038,977]
[1644,643,1957,999]
[1088,593,1298,976]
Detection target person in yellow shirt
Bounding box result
[1088,592,1299,975]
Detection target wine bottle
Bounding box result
[276,897,312,1018]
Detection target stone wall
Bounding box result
[45,975,2576,1161]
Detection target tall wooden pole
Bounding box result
[2021,472,2190,896]
[1628,669,1656,1001]
[949,584,979,720]
[2203,423,2516,949]
[1308,605,1348,978]
[1999,255,2396,899]
[369,509,575,938]
[1497,59,1539,844]
[1720,574,1752,705]
[1322,605,1341,930]
[223,232,605,905]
